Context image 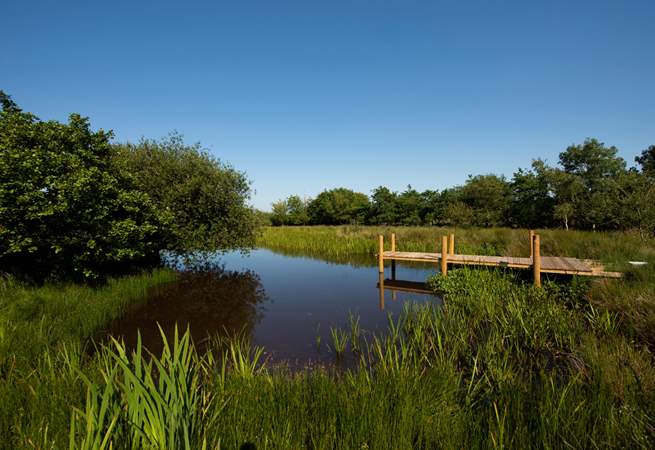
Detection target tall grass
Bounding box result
[3,226,655,448]
[63,268,654,448]
[0,269,175,449]
[258,225,654,266]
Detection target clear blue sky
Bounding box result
[2,0,653,210]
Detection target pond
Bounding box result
[101,249,441,366]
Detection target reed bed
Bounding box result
[56,268,653,448]
[0,269,176,449]
[258,225,654,267]
[2,227,654,448]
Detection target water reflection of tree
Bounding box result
[104,269,267,355]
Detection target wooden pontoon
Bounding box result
[377,231,622,287]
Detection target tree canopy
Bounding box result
[268,139,654,236]
[0,100,164,280]
[112,134,256,254]
[0,93,256,281]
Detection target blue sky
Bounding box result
[2,0,654,210]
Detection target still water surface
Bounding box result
[103,249,440,364]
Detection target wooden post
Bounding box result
[391,233,396,252]
[378,235,384,273]
[441,235,448,276]
[529,230,535,258]
[449,233,455,255]
[533,234,541,287]
[378,273,385,311]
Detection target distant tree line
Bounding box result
[267,139,655,236]
[0,91,256,281]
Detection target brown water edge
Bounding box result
[95,269,267,357]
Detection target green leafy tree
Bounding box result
[419,189,441,225]
[615,170,655,238]
[112,133,256,253]
[556,138,627,229]
[0,98,164,280]
[397,186,423,225]
[368,186,398,225]
[509,161,555,228]
[635,145,655,178]
[286,195,310,225]
[444,201,475,227]
[460,174,510,227]
[270,200,288,226]
[307,188,370,224]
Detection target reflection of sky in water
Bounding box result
[107,249,440,364]
[218,249,440,362]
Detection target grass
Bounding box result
[2,225,655,448]
[62,268,654,448]
[258,225,655,268]
[0,269,176,449]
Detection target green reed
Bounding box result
[58,268,654,448]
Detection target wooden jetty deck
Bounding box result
[377,232,622,287]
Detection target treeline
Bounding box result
[0,91,256,281]
[268,139,655,235]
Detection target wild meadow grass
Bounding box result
[58,268,654,448]
[2,226,654,448]
[258,225,655,267]
[0,269,175,449]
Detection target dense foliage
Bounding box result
[0,92,256,280]
[268,139,655,235]
[112,133,256,253]
[0,95,164,281]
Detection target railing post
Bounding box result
[391,233,396,252]
[449,233,455,255]
[441,235,448,276]
[529,230,535,258]
[378,235,384,274]
[533,234,541,287]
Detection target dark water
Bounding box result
[103,249,440,364]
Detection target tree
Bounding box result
[509,161,555,228]
[396,185,423,225]
[286,195,310,225]
[444,201,475,227]
[112,133,257,253]
[635,145,655,178]
[0,98,164,280]
[270,200,288,226]
[307,188,370,224]
[614,171,655,238]
[368,186,398,225]
[556,138,627,229]
[460,174,510,227]
[0,90,21,113]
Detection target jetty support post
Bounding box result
[378,272,385,311]
[449,233,455,255]
[441,235,448,276]
[391,233,396,279]
[378,235,384,274]
[529,230,535,258]
[533,234,541,287]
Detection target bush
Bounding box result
[112,133,257,254]
[0,103,165,281]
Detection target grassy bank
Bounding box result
[3,226,655,448]
[62,268,654,448]
[0,269,176,448]
[258,225,654,267]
